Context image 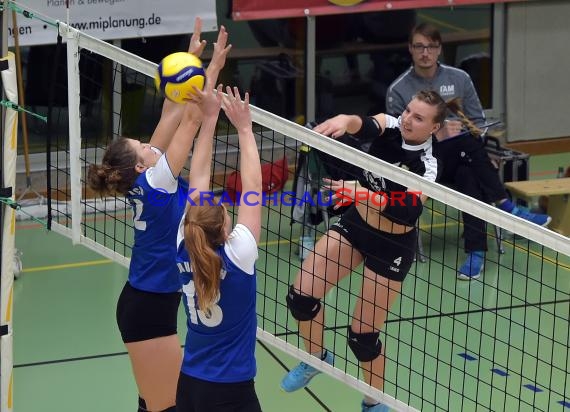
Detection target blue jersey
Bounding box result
[127,154,188,293]
[177,223,258,383]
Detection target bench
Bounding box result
[504,178,570,236]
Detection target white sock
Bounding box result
[363,396,379,406]
[311,350,327,360]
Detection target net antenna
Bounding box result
[65,0,69,32]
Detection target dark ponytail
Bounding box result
[86,137,140,195]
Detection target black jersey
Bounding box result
[359,125,439,193]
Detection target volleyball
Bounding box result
[154,52,205,103]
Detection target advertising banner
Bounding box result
[7,0,217,46]
[232,0,526,20]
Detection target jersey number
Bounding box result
[182,280,223,327]
[131,199,146,231]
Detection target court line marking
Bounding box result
[14,223,449,273]
[20,230,570,273]
[14,344,333,410]
[22,259,113,273]
[15,351,129,368]
[15,338,333,412]
[257,340,333,411]
[18,206,570,273]
[274,298,570,338]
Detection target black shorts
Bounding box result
[116,281,181,343]
[176,373,262,412]
[329,205,416,281]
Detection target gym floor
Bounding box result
[12,153,570,412]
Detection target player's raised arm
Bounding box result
[204,26,231,93]
[222,87,262,243]
[187,83,223,205]
[150,17,206,152]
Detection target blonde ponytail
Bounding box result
[184,206,227,312]
[446,98,483,137]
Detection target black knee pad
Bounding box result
[347,327,382,362]
[286,285,321,321]
[137,397,175,412]
[138,397,147,412]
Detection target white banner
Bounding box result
[7,0,217,46]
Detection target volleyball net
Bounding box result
[3,6,570,411]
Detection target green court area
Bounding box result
[13,187,570,411]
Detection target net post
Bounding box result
[112,39,122,138]
[0,46,16,412]
[63,25,82,244]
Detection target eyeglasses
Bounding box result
[411,43,441,53]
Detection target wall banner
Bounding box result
[232,0,526,20]
[7,0,217,46]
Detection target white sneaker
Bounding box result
[14,249,23,279]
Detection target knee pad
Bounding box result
[138,397,175,412]
[138,397,147,412]
[347,327,382,362]
[286,285,321,321]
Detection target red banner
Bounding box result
[232,0,526,20]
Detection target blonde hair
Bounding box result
[184,205,227,312]
[413,90,447,125]
[445,98,483,137]
[412,91,483,137]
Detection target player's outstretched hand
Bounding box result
[188,17,207,57]
[191,80,223,119]
[313,115,351,139]
[209,26,232,75]
[222,86,251,133]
